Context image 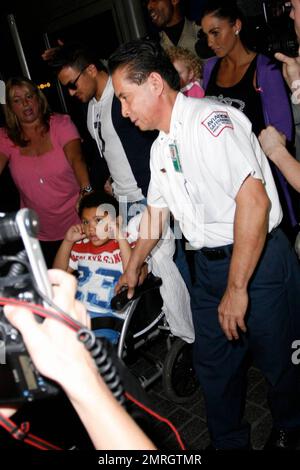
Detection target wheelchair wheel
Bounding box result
[162,337,199,404]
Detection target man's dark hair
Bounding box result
[78,191,119,218]
[108,39,180,91]
[49,42,107,73]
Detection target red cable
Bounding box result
[1,299,185,450]
[0,413,62,450]
[0,297,80,331]
[125,392,186,450]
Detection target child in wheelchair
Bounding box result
[53,191,194,346]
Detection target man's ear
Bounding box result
[86,64,98,77]
[148,72,164,95]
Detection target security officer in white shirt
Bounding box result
[109,39,300,450]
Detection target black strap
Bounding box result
[91,316,124,332]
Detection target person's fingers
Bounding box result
[274,51,294,64]
[228,317,239,340]
[48,269,77,311]
[219,314,232,340]
[137,266,147,285]
[0,407,18,419]
[4,305,40,341]
[74,300,89,327]
[41,47,59,61]
[237,317,247,333]
[115,276,127,294]
[126,287,135,299]
[115,278,135,298]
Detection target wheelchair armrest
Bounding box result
[111,274,162,312]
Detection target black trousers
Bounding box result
[191,228,300,449]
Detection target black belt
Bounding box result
[91,316,124,332]
[200,245,233,261]
[199,227,279,261]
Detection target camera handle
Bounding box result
[0,209,52,303]
[15,209,52,304]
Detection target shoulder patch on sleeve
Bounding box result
[201,110,233,137]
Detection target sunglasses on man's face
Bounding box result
[65,66,88,90]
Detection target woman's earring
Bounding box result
[235,30,239,36]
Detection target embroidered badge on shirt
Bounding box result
[201,110,233,137]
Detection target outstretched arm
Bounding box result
[116,206,169,298]
[259,125,300,193]
[64,139,91,191]
[4,270,155,450]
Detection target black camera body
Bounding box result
[0,310,59,405]
[257,1,299,57]
[0,209,59,405]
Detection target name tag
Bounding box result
[169,143,182,173]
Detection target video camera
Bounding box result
[0,209,59,405]
[258,1,299,57]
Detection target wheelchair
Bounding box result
[109,273,199,404]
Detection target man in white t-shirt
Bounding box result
[47,43,193,289]
[108,38,300,451]
[48,44,157,222]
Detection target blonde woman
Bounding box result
[0,77,91,266]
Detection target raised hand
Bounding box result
[259,125,286,158]
[275,48,300,98]
[41,39,64,61]
[65,224,86,243]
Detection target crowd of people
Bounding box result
[1,0,300,452]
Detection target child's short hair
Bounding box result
[78,191,119,218]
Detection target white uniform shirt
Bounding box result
[147,93,282,249]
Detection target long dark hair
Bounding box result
[200,0,250,49]
[4,77,52,147]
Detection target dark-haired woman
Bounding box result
[201,0,298,238]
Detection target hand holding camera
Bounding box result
[0,209,91,404]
